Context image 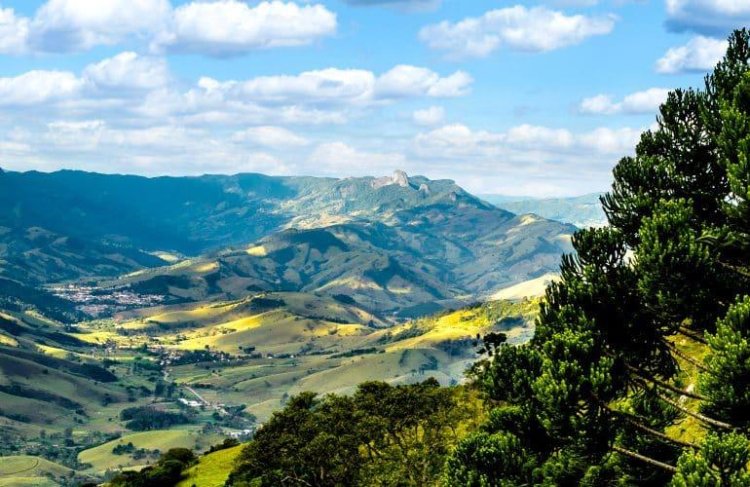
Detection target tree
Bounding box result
[449,28,750,486]
[700,296,750,426]
[228,381,468,487]
[671,433,750,487]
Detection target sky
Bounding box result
[0,0,745,196]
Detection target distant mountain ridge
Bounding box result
[481,193,607,228]
[0,169,575,318]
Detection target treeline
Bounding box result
[120,406,190,431]
[226,380,481,486]
[107,448,196,487]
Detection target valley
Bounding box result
[0,169,561,485]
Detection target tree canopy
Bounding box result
[446,28,750,486]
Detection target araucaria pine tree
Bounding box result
[446,29,750,486]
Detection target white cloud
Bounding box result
[192,66,471,109]
[0,0,335,56]
[655,35,727,74]
[343,0,440,8]
[309,142,408,175]
[414,123,642,158]
[419,5,615,59]
[579,88,670,114]
[374,65,472,98]
[30,0,171,52]
[0,70,83,106]
[232,126,309,147]
[29,119,291,175]
[83,52,170,91]
[665,0,750,35]
[413,106,445,126]
[409,123,645,196]
[152,0,337,56]
[0,6,29,54]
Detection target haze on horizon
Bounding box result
[0,0,744,197]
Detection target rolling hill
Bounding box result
[88,198,573,318]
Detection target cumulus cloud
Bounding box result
[83,52,170,91]
[414,123,642,159]
[579,88,670,115]
[0,0,335,56]
[419,5,615,59]
[655,35,727,74]
[0,56,468,128]
[30,0,171,52]
[193,66,471,109]
[152,0,337,56]
[413,106,445,126]
[665,0,750,35]
[0,6,29,54]
[0,70,83,106]
[232,126,309,147]
[374,66,472,98]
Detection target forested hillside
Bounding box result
[106,29,750,487]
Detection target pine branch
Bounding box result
[663,339,711,374]
[612,446,677,473]
[655,392,733,430]
[626,365,706,400]
[677,327,708,345]
[615,411,698,449]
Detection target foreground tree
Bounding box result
[228,380,471,487]
[448,29,750,485]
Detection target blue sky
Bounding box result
[0,0,745,196]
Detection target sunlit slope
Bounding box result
[0,310,128,433]
[134,297,540,422]
[77,429,222,474]
[490,273,560,301]
[0,456,73,487]
[176,445,244,487]
[98,208,573,317]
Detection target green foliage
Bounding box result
[450,27,750,487]
[108,448,196,487]
[636,199,727,328]
[120,406,191,431]
[228,380,469,487]
[443,431,534,487]
[700,296,750,426]
[671,433,750,487]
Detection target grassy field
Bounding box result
[78,429,223,474]
[0,456,72,487]
[177,445,244,487]
[156,296,540,421]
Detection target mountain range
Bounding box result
[0,169,576,319]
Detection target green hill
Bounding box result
[0,455,73,487]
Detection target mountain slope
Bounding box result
[98,204,573,317]
[481,193,606,227]
[0,170,573,318]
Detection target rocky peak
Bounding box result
[371,170,411,189]
[392,170,409,187]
